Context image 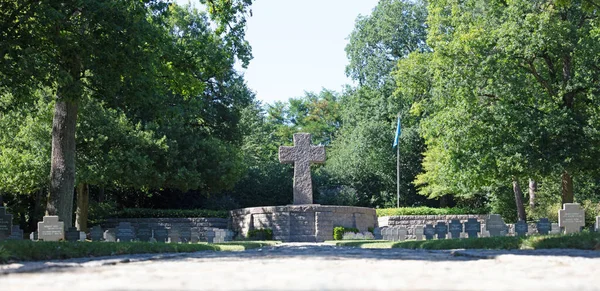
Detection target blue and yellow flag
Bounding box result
[393,117,401,148]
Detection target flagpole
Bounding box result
[397,138,400,208]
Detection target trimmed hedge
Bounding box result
[247,229,273,240]
[115,208,229,219]
[376,206,488,217]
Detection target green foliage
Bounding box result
[376,206,488,216]
[114,208,229,219]
[247,229,273,241]
[0,240,279,264]
[333,226,360,240]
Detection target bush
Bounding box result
[247,229,273,240]
[375,206,488,217]
[333,226,359,240]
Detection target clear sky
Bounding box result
[175,0,379,104]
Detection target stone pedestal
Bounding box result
[230,205,377,242]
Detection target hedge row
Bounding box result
[376,206,488,217]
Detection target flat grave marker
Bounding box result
[434,221,448,239]
[168,228,180,243]
[414,226,424,241]
[154,227,168,243]
[65,227,80,242]
[90,226,103,241]
[536,218,552,235]
[448,219,463,239]
[7,226,23,240]
[136,224,152,242]
[424,224,435,240]
[558,203,585,234]
[464,218,481,238]
[0,207,13,240]
[515,220,528,236]
[116,222,136,242]
[486,215,507,237]
[38,216,64,241]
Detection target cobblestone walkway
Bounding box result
[1,243,600,290]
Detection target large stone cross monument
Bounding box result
[279,133,325,204]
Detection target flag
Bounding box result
[393,117,401,148]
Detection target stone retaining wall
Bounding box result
[103,217,228,235]
[230,205,377,242]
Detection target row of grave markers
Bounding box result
[0,210,233,243]
[375,203,597,241]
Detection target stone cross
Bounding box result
[279,133,326,204]
[90,226,103,241]
[448,219,463,239]
[38,216,64,241]
[0,207,13,240]
[536,218,552,235]
[424,224,435,240]
[434,221,448,239]
[414,225,424,240]
[464,218,481,238]
[485,214,507,237]
[515,220,528,236]
[558,203,585,234]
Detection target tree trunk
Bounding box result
[561,171,574,204]
[512,178,527,221]
[75,183,89,232]
[98,186,105,203]
[528,178,537,210]
[47,99,78,227]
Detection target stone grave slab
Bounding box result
[38,216,64,241]
[103,229,116,242]
[29,231,38,241]
[434,221,448,239]
[486,215,507,237]
[448,219,463,239]
[0,207,13,240]
[381,227,390,241]
[191,227,201,243]
[206,229,216,243]
[391,227,399,241]
[424,224,435,240]
[154,227,168,243]
[559,203,585,234]
[464,218,481,238]
[397,227,407,241]
[414,226,424,241]
[373,227,383,240]
[7,226,23,240]
[536,218,552,235]
[65,227,80,242]
[279,133,326,204]
[168,228,180,243]
[214,229,226,243]
[79,231,86,241]
[116,222,135,242]
[180,228,192,243]
[515,220,528,236]
[136,224,152,242]
[90,226,104,241]
[550,223,560,235]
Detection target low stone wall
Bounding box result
[379,215,489,239]
[230,205,377,242]
[103,217,228,235]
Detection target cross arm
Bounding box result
[279,146,296,163]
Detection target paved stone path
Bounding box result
[1,243,600,290]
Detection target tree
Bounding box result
[0,1,254,226]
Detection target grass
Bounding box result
[328,232,600,250]
[0,240,280,264]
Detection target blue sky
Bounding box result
[175,0,378,104]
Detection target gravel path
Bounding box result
[1,243,600,290]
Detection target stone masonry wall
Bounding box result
[103,217,228,237]
[230,205,377,242]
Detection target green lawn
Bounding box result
[328,232,600,250]
[0,240,280,264]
